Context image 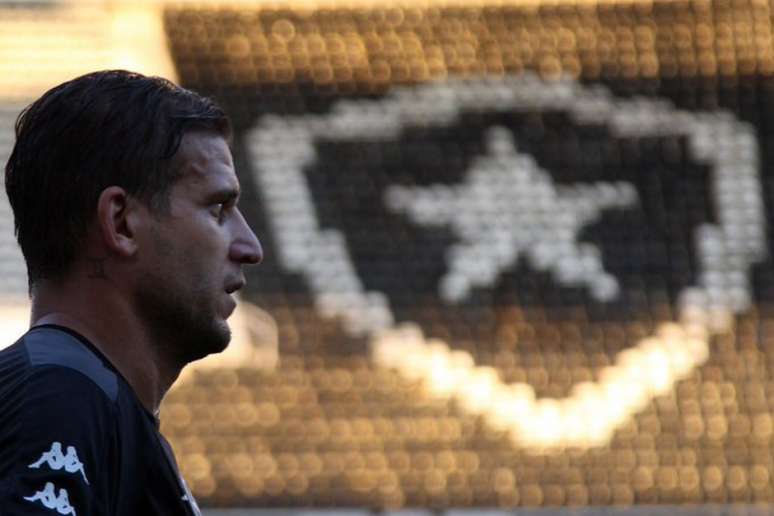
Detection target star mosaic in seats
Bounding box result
[385,126,639,304]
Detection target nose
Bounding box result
[230,210,263,265]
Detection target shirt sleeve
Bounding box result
[0,366,117,515]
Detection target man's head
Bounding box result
[6,70,262,362]
[6,69,231,285]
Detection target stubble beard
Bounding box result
[135,271,232,366]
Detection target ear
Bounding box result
[96,186,139,257]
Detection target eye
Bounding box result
[210,202,228,221]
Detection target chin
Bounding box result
[175,318,232,364]
[135,275,234,364]
[200,323,232,355]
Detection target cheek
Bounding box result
[183,216,228,251]
[187,228,231,274]
[162,216,231,269]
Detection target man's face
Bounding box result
[134,131,262,364]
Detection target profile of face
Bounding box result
[134,131,263,364]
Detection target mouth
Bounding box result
[225,279,246,295]
[223,280,245,317]
[225,293,237,315]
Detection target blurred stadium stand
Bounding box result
[0,106,26,299]
[0,0,175,100]
[5,0,774,514]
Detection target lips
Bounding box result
[222,279,245,317]
[224,293,238,316]
[225,279,246,295]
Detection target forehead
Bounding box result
[174,131,237,190]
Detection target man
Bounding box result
[0,70,262,515]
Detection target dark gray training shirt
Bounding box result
[0,325,201,515]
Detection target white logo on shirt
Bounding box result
[23,482,77,515]
[29,442,89,484]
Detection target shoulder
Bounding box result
[0,326,121,462]
[0,327,121,514]
[10,326,118,402]
[0,326,122,461]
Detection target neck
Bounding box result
[30,280,181,415]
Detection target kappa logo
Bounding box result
[247,74,767,449]
[29,441,89,484]
[23,482,77,515]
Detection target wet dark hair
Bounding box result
[5,70,231,286]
